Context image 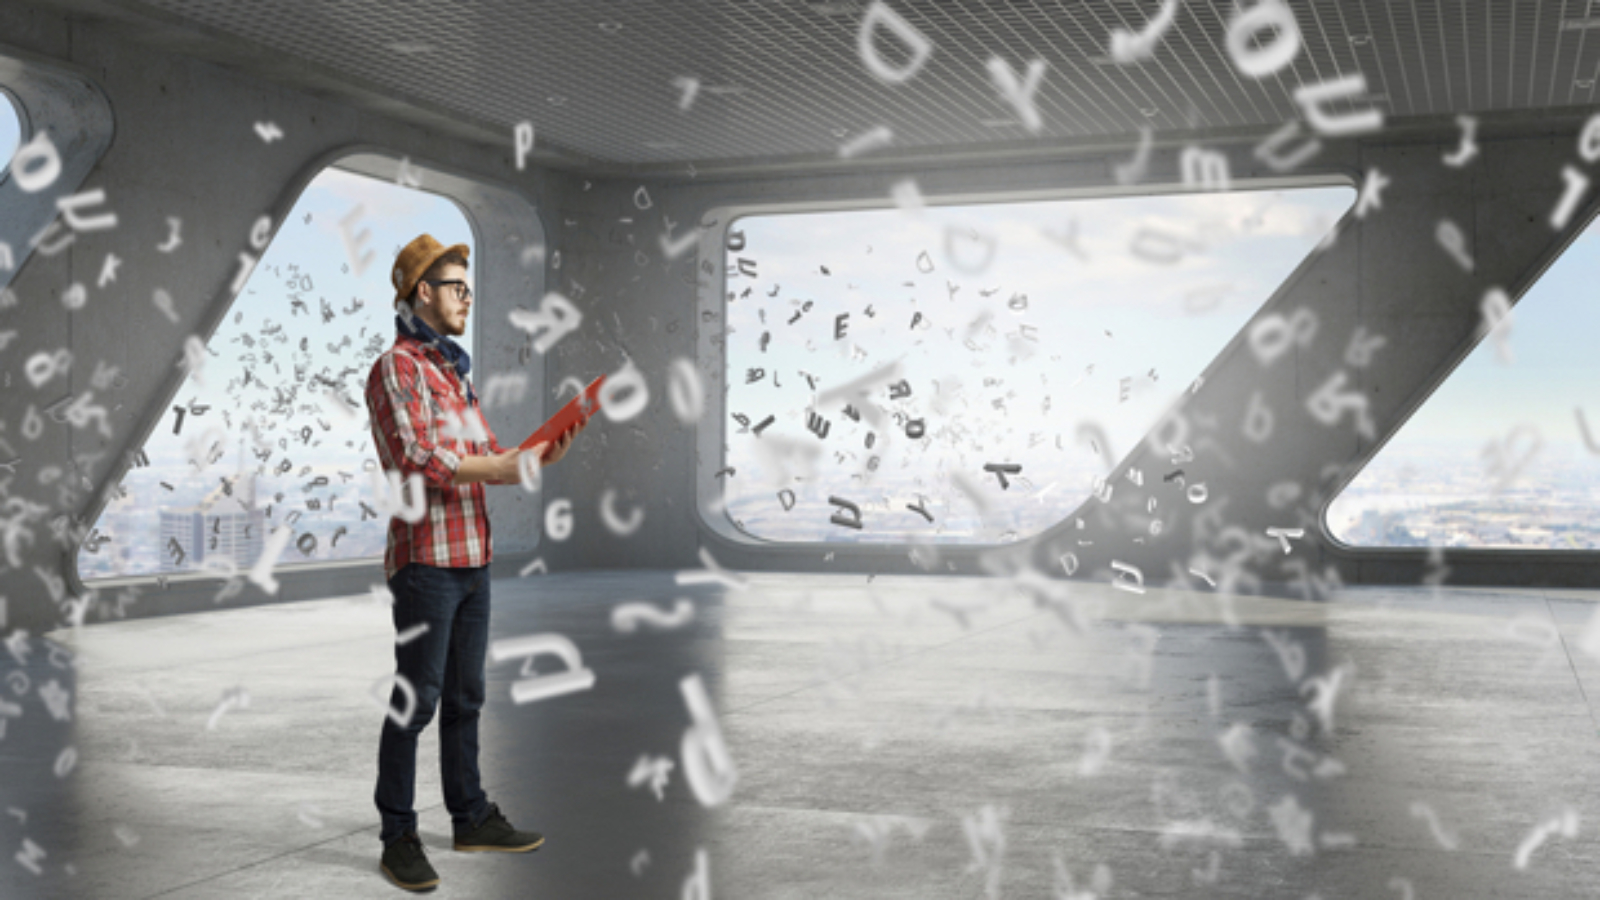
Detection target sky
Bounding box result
[1365,218,1600,446]
[1323,207,1600,544]
[0,90,18,167]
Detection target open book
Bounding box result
[518,375,605,456]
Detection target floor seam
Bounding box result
[1545,595,1600,739]
[137,825,376,900]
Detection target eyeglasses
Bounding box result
[423,279,472,301]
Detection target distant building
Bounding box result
[158,470,265,572]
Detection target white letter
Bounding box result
[509,292,583,354]
[681,847,711,900]
[248,524,294,595]
[668,357,705,424]
[1581,112,1600,163]
[1248,307,1318,366]
[514,121,535,170]
[370,673,417,728]
[857,0,934,85]
[1111,560,1145,594]
[839,125,893,158]
[680,674,737,806]
[9,131,61,192]
[1294,73,1384,137]
[1435,219,1473,273]
[1443,114,1479,167]
[1243,391,1274,444]
[482,372,529,410]
[339,205,375,278]
[57,189,118,232]
[599,488,645,536]
[1354,167,1389,219]
[490,633,596,705]
[371,470,428,524]
[1253,120,1320,172]
[1110,0,1180,63]
[1180,145,1231,192]
[1226,0,1301,79]
[986,56,1047,133]
[600,358,650,423]
[1306,370,1375,440]
[1551,165,1590,231]
[545,498,573,541]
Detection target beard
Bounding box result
[429,306,466,336]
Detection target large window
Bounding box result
[0,88,20,176]
[722,184,1355,544]
[78,166,475,580]
[1326,213,1600,550]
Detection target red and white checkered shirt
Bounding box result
[365,333,511,581]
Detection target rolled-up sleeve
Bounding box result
[367,353,461,488]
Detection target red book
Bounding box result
[519,375,605,456]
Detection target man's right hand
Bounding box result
[493,447,535,485]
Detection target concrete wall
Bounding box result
[3,1,1597,635]
[0,6,557,633]
[534,119,1600,602]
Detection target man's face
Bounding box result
[420,263,471,337]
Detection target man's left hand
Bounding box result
[540,413,590,466]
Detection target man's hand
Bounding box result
[540,413,590,466]
[489,448,525,486]
[484,414,591,485]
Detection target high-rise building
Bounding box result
[157,469,264,573]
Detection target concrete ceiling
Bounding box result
[66,1,1600,173]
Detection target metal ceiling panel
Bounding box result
[117,1,1594,168]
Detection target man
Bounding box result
[365,234,587,892]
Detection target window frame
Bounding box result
[67,149,549,598]
[696,174,1358,551]
[1317,191,1600,560]
[0,85,28,186]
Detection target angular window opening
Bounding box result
[722,184,1355,544]
[78,165,475,582]
[0,89,19,172]
[1327,213,1600,550]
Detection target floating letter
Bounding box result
[1226,0,1300,78]
[1294,74,1383,136]
[509,292,583,354]
[986,56,1047,132]
[680,674,737,806]
[490,633,596,705]
[857,0,934,85]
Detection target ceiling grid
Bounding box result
[110,0,1600,170]
[1357,0,1409,112]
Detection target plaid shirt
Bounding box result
[365,333,510,581]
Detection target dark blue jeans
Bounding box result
[375,562,492,845]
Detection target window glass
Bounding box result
[1327,215,1600,549]
[79,166,475,581]
[0,89,20,175]
[723,185,1355,543]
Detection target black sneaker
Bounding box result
[381,832,440,892]
[453,803,545,853]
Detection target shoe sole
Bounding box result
[381,863,440,892]
[453,835,545,853]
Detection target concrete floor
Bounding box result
[2,569,1599,898]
